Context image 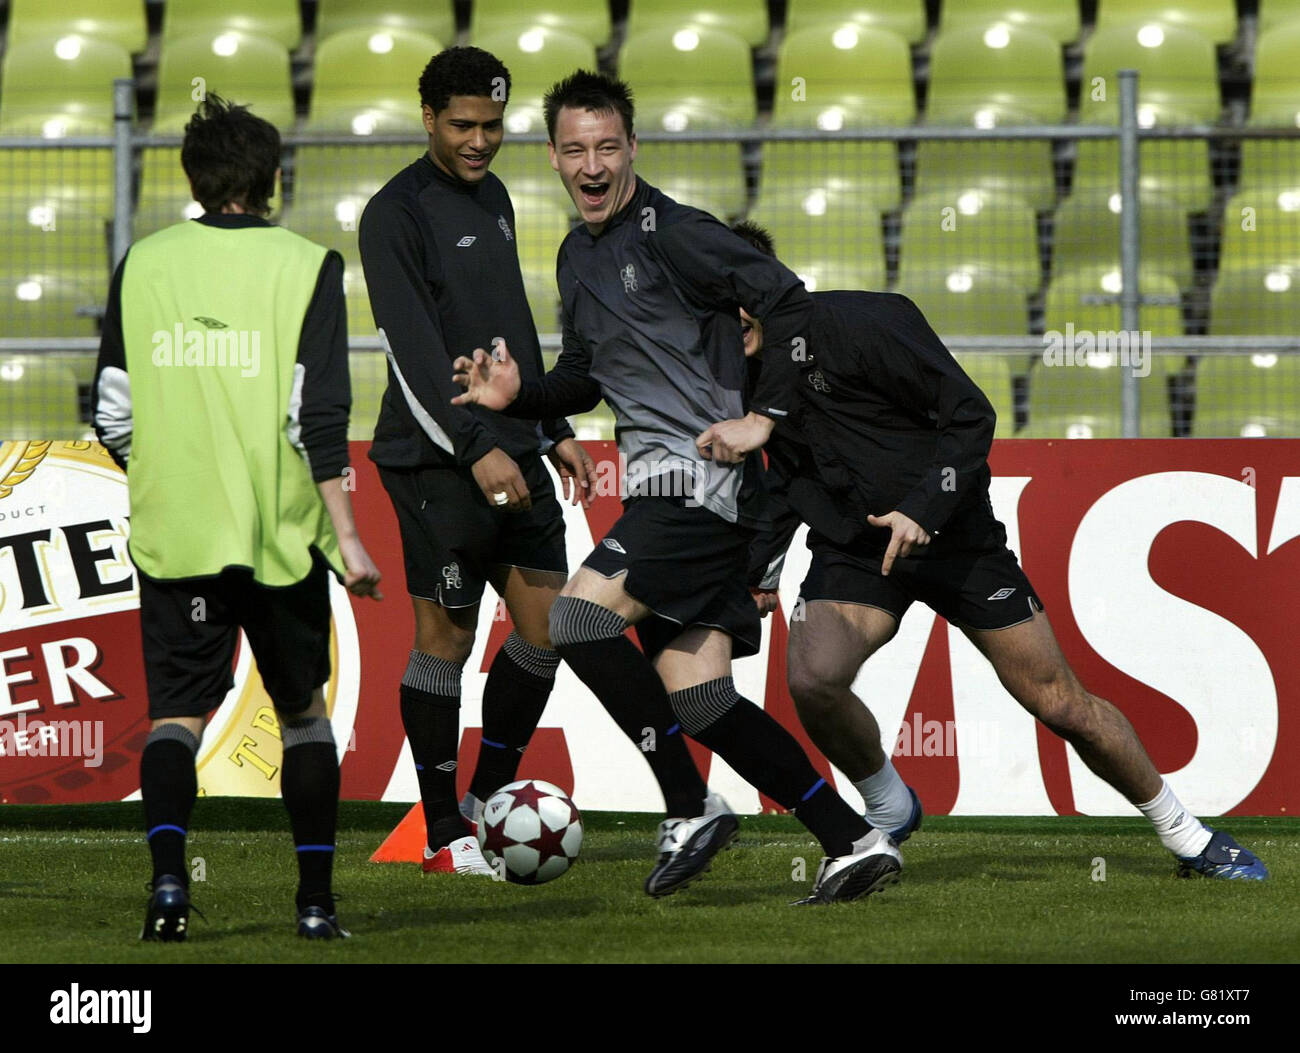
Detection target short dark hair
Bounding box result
[419,47,511,112]
[543,69,635,142]
[181,94,280,215]
[731,220,776,258]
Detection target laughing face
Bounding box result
[549,105,637,234]
[423,95,505,183]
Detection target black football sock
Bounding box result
[400,650,465,852]
[279,717,340,911]
[550,597,707,818]
[668,677,872,858]
[141,724,200,887]
[469,631,559,802]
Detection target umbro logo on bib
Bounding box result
[456,235,477,247]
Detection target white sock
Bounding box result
[1137,780,1211,858]
[854,759,914,832]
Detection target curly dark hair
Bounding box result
[543,69,635,142]
[419,46,511,112]
[730,220,776,258]
[180,93,280,215]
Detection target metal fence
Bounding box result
[4,73,1300,442]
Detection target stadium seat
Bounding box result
[746,191,886,291]
[1208,267,1300,335]
[1190,356,1300,436]
[135,147,204,239]
[938,1,1080,44]
[1094,0,1237,46]
[161,0,302,50]
[1218,191,1300,274]
[952,352,1017,436]
[895,270,1029,335]
[785,1,927,44]
[0,147,114,236]
[0,355,85,440]
[1044,266,1185,336]
[1052,190,1192,287]
[492,143,574,212]
[469,0,612,49]
[1239,23,1300,197]
[916,24,1064,210]
[1074,21,1218,211]
[898,190,1041,294]
[348,351,388,441]
[626,0,770,47]
[0,35,132,137]
[512,193,573,334]
[763,23,914,213]
[317,0,455,48]
[306,27,444,134]
[7,0,147,54]
[342,264,377,339]
[1259,0,1300,33]
[286,146,420,266]
[476,27,597,138]
[1021,355,1174,437]
[153,32,294,134]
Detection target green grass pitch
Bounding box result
[1,801,1295,964]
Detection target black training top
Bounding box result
[359,153,573,471]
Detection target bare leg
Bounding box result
[786,601,899,781]
[964,608,1162,805]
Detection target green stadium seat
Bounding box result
[0,35,132,137]
[1218,191,1300,274]
[1260,0,1300,33]
[899,191,1041,294]
[348,350,388,441]
[0,267,104,340]
[785,1,927,44]
[1052,189,1192,287]
[938,1,1081,44]
[1021,355,1174,437]
[492,143,574,212]
[343,264,378,339]
[626,0,769,47]
[135,147,204,238]
[952,352,1017,436]
[1190,356,1300,436]
[1208,267,1300,335]
[153,32,294,134]
[0,355,85,440]
[0,147,113,237]
[916,24,1064,210]
[513,194,573,334]
[469,0,612,49]
[161,0,302,50]
[1044,266,1185,336]
[1074,21,1218,210]
[747,191,886,291]
[306,27,445,134]
[475,27,597,138]
[286,145,418,266]
[763,23,914,213]
[317,0,455,48]
[1240,23,1300,197]
[7,0,147,54]
[895,270,1029,335]
[1095,0,1237,46]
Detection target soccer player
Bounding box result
[359,48,599,876]
[93,95,384,942]
[721,220,1268,881]
[451,71,904,904]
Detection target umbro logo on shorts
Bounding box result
[987,587,1017,601]
[456,235,477,247]
[602,538,628,555]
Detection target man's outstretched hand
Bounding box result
[868,510,931,576]
[451,337,522,411]
[696,412,776,464]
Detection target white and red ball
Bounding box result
[477,779,583,884]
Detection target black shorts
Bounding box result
[379,454,567,607]
[799,506,1043,632]
[139,555,332,720]
[582,496,761,661]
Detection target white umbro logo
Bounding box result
[602,538,627,554]
[987,588,1017,601]
[435,760,458,772]
[456,235,477,247]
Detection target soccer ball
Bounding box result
[477,779,583,884]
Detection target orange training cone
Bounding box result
[370,802,426,863]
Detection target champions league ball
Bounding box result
[477,779,583,884]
